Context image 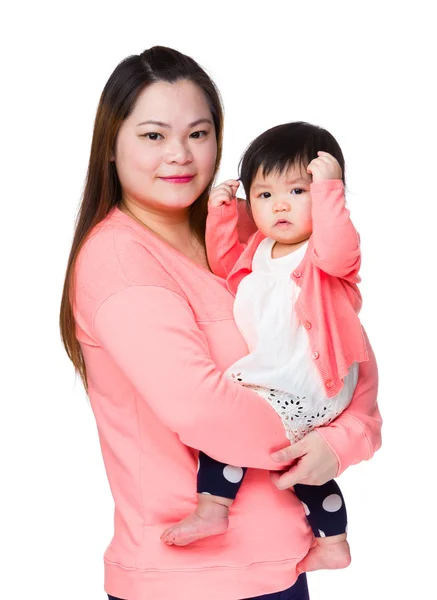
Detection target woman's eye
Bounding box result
[190,130,208,139]
[142,132,163,140]
[291,188,304,195]
[259,192,271,199]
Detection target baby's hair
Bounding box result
[239,121,345,202]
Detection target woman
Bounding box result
[60,46,381,600]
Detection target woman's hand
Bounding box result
[208,179,240,208]
[270,431,339,490]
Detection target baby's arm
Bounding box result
[206,179,249,278]
[308,153,361,282]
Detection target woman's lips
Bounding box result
[159,176,195,184]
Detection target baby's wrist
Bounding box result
[208,199,236,212]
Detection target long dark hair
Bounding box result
[240,121,346,202]
[60,46,224,389]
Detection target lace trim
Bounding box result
[229,372,351,443]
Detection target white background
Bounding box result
[1,1,435,598]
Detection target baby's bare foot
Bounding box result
[161,495,230,546]
[298,536,351,573]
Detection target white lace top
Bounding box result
[226,238,359,442]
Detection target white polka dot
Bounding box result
[201,492,211,495]
[318,529,326,538]
[322,493,343,512]
[302,502,310,516]
[223,465,244,483]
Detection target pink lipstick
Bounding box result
[160,175,194,184]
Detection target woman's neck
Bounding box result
[120,198,208,269]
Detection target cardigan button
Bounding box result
[304,321,312,330]
[325,379,333,389]
[293,270,302,278]
[312,351,319,359]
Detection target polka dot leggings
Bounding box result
[198,451,347,538]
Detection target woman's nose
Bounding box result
[166,140,193,164]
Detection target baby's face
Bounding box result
[249,164,313,245]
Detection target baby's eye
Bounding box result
[190,130,208,139]
[291,188,304,195]
[259,192,271,199]
[142,132,163,140]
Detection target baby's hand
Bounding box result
[307,152,342,182]
[209,179,240,208]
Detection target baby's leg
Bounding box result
[294,480,351,572]
[161,452,247,546]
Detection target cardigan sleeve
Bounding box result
[205,201,248,278]
[236,199,257,243]
[315,330,382,476]
[310,180,361,282]
[93,284,290,470]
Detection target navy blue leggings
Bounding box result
[108,573,309,599]
[198,452,347,538]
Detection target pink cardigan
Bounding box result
[206,180,369,397]
[73,206,381,600]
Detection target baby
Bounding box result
[162,122,370,573]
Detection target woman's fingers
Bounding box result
[271,463,307,490]
[271,431,339,489]
[271,437,306,463]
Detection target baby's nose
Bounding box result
[273,202,290,212]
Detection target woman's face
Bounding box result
[114,80,218,214]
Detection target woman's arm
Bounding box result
[315,329,381,476]
[93,284,289,470]
[270,330,381,487]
